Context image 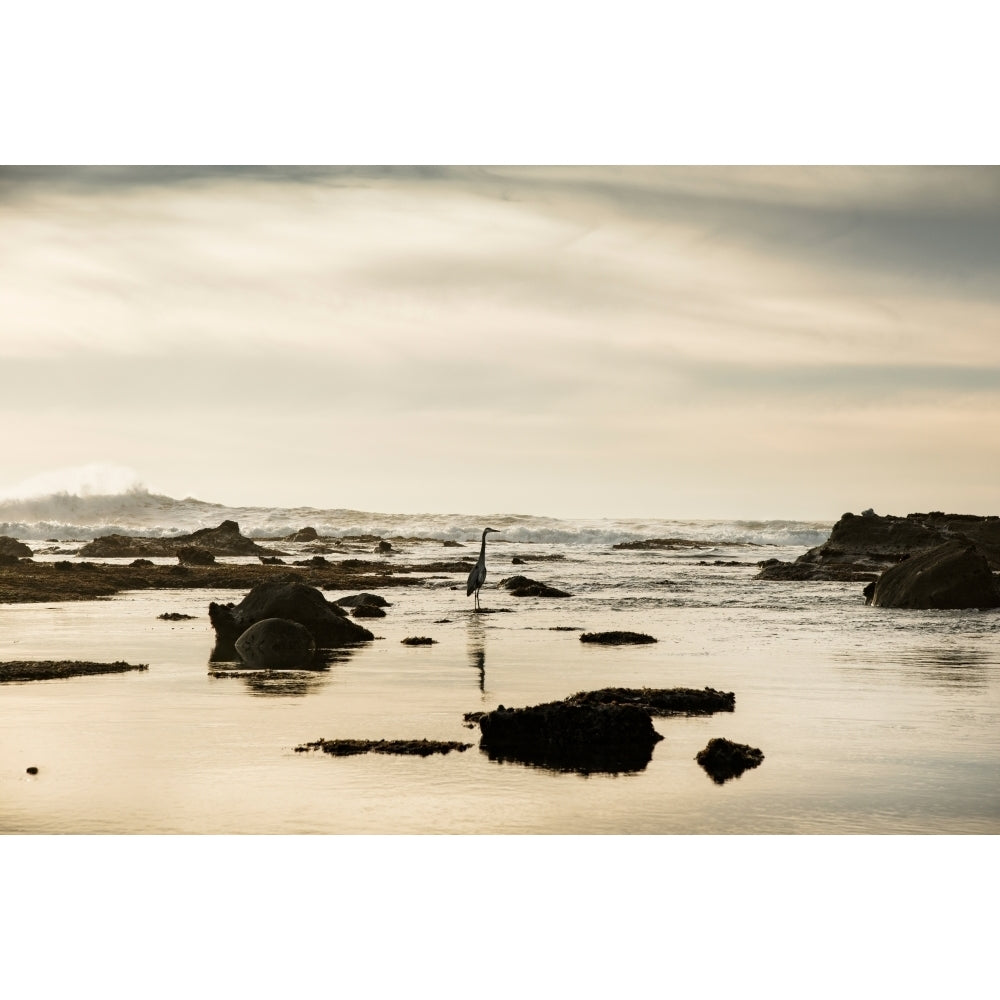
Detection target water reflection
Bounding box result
[838,644,995,689]
[479,741,656,776]
[207,648,355,697]
[466,615,486,693]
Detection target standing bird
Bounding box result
[467,528,499,611]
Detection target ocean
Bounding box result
[2,490,998,834]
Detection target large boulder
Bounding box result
[209,581,374,654]
[234,618,316,668]
[0,536,33,558]
[757,510,1000,582]
[865,540,1000,610]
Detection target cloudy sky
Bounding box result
[1,165,998,519]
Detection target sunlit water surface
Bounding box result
[2,539,999,833]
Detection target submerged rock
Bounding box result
[402,636,436,645]
[580,631,657,645]
[158,612,195,621]
[295,738,471,757]
[0,660,148,683]
[477,697,663,775]
[209,581,373,658]
[497,575,572,597]
[866,540,1000,610]
[234,617,317,668]
[696,738,764,784]
[352,604,386,618]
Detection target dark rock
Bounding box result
[259,555,285,565]
[866,540,1000,609]
[0,553,20,567]
[177,545,215,566]
[286,527,319,542]
[0,536,32,558]
[26,766,38,775]
[333,592,391,608]
[352,604,386,618]
[376,540,393,554]
[497,575,572,597]
[402,636,436,645]
[757,510,1000,581]
[158,612,195,621]
[580,631,656,645]
[234,617,317,668]
[295,738,471,757]
[130,558,155,567]
[696,738,764,783]
[208,582,373,657]
[442,540,463,548]
[511,557,525,565]
[478,698,663,775]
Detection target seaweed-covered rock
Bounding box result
[565,686,734,716]
[497,575,572,597]
[234,617,317,668]
[866,540,1000,610]
[0,536,32,558]
[402,636,436,645]
[478,698,663,774]
[696,738,764,783]
[208,581,373,656]
[295,738,471,757]
[580,631,656,645]
[0,660,148,683]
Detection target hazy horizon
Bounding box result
[2,166,998,521]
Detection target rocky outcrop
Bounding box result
[865,540,1000,610]
[295,738,471,757]
[234,617,317,668]
[286,527,319,542]
[79,520,274,558]
[756,510,1000,582]
[208,581,373,659]
[477,696,664,774]
[0,536,32,558]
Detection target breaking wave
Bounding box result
[0,488,834,548]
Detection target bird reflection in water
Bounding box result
[467,613,487,693]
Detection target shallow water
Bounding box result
[2,537,999,834]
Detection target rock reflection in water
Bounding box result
[207,648,354,697]
[479,740,657,776]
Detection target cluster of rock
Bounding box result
[497,575,571,597]
[208,582,375,666]
[757,510,1000,609]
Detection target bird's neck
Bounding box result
[479,532,489,558]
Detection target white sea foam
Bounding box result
[0,488,834,547]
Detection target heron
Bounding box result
[467,527,499,611]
